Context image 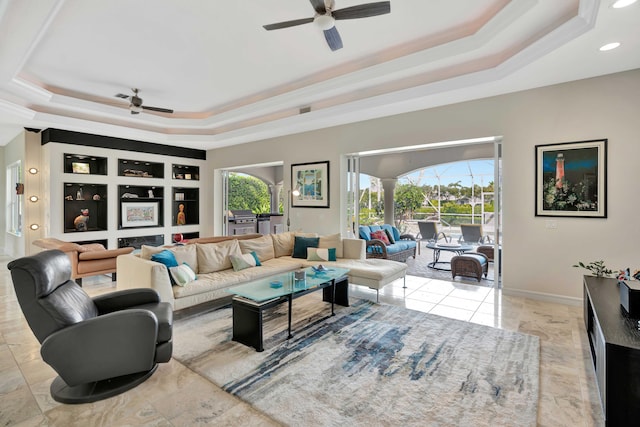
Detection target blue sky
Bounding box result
[361,159,495,188]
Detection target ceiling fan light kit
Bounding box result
[263,0,390,51]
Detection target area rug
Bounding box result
[173,294,539,426]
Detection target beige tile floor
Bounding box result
[0,255,604,426]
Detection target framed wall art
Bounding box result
[291,161,330,208]
[535,139,607,218]
[122,202,159,227]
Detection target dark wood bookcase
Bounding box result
[584,276,640,426]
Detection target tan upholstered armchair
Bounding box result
[32,238,134,286]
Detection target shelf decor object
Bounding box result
[291,160,330,208]
[535,139,607,218]
[121,202,159,228]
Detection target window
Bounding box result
[6,161,23,236]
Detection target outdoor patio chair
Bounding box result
[417,221,450,255]
[458,224,492,245]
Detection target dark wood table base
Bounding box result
[232,275,349,352]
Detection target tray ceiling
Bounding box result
[0,0,639,149]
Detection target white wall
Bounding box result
[2,131,26,257]
[0,144,5,255]
[208,69,640,302]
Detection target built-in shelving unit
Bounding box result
[172,163,199,180]
[118,185,164,229]
[41,128,208,249]
[172,187,199,226]
[118,158,164,178]
[64,153,108,175]
[63,183,108,233]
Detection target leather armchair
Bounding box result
[32,237,134,286]
[8,250,173,404]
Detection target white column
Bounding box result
[381,178,397,226]
[269,184,283,213]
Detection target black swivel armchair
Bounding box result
[8,249,173,404]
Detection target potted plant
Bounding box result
[572,260,613,278]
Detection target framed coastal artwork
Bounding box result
[291,161,330,208]
[535,139,607,218]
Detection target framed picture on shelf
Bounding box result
[121,202,159,227]
[72,162,90,174]
[291,160,330,208]
[535,138,607,218]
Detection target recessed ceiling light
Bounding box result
[612,0,637,8]
[600,42,621,51]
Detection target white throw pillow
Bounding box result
[169,263,197,287]
[229,252,260,271]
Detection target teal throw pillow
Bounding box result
[151,250,179,268]
[292,236,319,259]
[307,247,337,262]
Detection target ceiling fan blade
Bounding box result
[263,17,314,31]
[309,0,326,14]
[142,105,174,114]
[324,26,343,51]
[115,93,131,99]
[333,1,390,20]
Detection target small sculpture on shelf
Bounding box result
[177,203,186,225]
[74,209,89,231]
[76,188,84,200]
[92,194,101,201]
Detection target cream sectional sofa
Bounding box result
[116,232,407,310]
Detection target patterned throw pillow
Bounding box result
[169,263,197,287]
[307,247,337,262]
[370,230,391,245]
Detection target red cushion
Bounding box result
[370,230,390,245]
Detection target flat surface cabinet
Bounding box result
[583,276,640,426]
[63,183,107,233]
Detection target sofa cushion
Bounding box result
[238,235,274,262]
[229,252,261,271]
[141,244,198,272]
[196,240,241,273]
[318,233,343,258]
[272,232,295,257]
[307,247,337,262]
[292,236,319,259]
[359,226,372,241]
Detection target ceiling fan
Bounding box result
[114,89,174,115]
[263,0,390,51]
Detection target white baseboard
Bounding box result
[502,287,582,307]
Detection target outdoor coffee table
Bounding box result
[425,242,474,271]
[227,266,350,352]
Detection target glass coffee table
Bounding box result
[227,266,350,352]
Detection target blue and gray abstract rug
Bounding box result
[174,294,539,426]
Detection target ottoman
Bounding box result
[451,252,488,282]
[336,259,408,302]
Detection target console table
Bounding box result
[583,276,640,426]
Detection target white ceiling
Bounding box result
[0,0,639,149]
